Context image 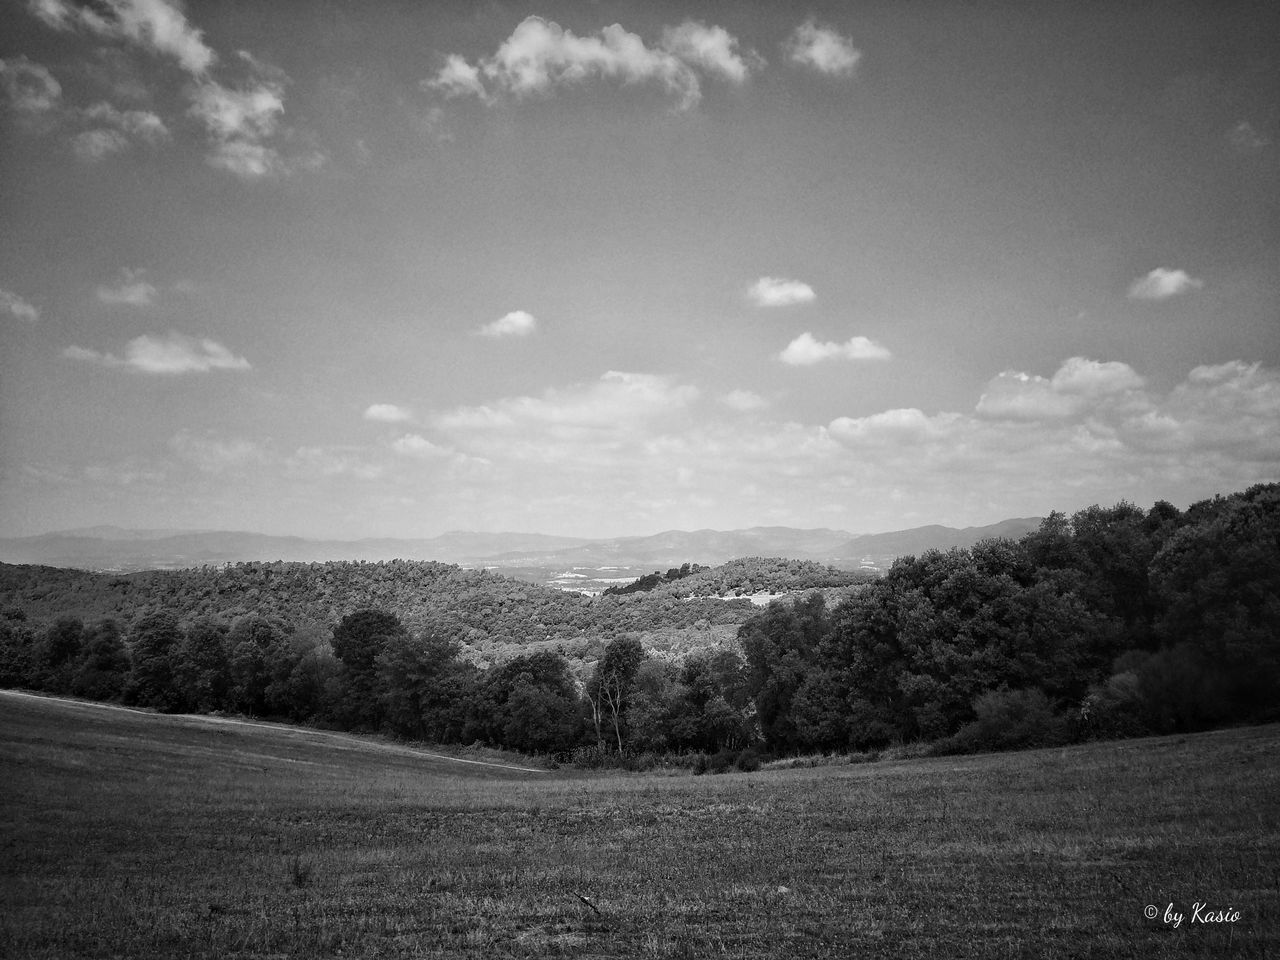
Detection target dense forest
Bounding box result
[1,483,1276,769]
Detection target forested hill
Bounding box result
[0,558,862,664]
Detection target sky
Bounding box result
[1,0,1278,540]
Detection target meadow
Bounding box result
[1,690,1276,958]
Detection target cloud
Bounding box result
[430,54,488,100]
[189,75,287,179]
[435,371,698,448]
[779,332,891,365]
[976,358,1145,421]
[722,389,769,412]
[364,404,413,423]
[784,19,860,76]
[96,267,158,305]
[391,434,451,459]
[63,331,251,374]
[30,0,216,75]
[748,276,816,307]
[77,101,169,156]
[168,430,265,473]
[0,55,62,112]
[1,287,40,322]
[1229,120,1269,152]
[428,16,754,109]
[1127,267,1204,301]
[478,310,538,338]
[660,21,760,83]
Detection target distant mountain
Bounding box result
[838,518,1044,561]
[0,519,1044,573]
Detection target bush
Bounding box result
[734,748,762,772]
[937,688,1065,754]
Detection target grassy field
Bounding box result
[1,691,1277,958]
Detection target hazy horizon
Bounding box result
[3,2,1277,540]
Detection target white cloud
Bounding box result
[785,19,860,76]
[96,268,158,305]
[1,287,40,322]
[189,77,286,179]
[71,128,130,161]
[429,54,488,100]
[779,332,891,365]
[0,55,62,112]
[1127,267,1204,301]
[722,389,769,412]
[168,431,265,473]
[478,310,538,338]
[1229,120,1268,152]
[660,21,759,83]
[364,404,413,423]
[77,102,169,158]
[30,0,216,76]
[429,16,756,110]
[977,358,1146,421]
[64,331,251,374]
[391,434,451,459]
[748,276,816,307]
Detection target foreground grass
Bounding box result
[1,691,1277,958]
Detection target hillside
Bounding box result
[0,520,1041,573]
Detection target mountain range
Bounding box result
[0,519,1044,573]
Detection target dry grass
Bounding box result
[1,690,1277,958]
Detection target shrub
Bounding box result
[938,688,1065,754]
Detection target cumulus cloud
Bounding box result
[428,16,754,109]
[977,358,1146,421]
[478,310,538,338]
[63,331,251,374]
[364,403,413,423]
[722,389,769,412]
[748,276,816,307]
[72,102,169,161]
[189,74,287,179]
[1127,267,1204,301]
[96,267,158,305]
[784,19,860,76]
[435,371,698,449]
[1,287,40,322]
[0,55,62,112]
[29,0,303,179]
[30,0,216,75]
[391,434,451,458]
[660,20,760,83]
[779,332,891,365]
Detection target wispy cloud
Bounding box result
[29,0,216,75]
[363,403,413,423]
[0,55,62,112]
[188,70,287,179]
[429,15,754,110]
[478,310,538,338]
[784,19,860,76]
[748,276,816,307]
[1,287,40,322]
[779,332,891,365]
[1128,267,1204,301]
[96,267,158,305]
[64,331,251,374]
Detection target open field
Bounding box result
[2,691,1277,958]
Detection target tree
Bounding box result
[125,612,185,711]
[378,629,469,741]
[588,636,645,752]
[175,619,230,712]
[226,615,291,716]
[71,619,129,701]
[331,609,409,730]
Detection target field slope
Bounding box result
[2,692,1277,958]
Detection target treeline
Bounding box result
[734,483,1280,754]
[1,483,1275,766]
[603,562,706,595]
[638,557,875,599]
[0,560,758,666]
